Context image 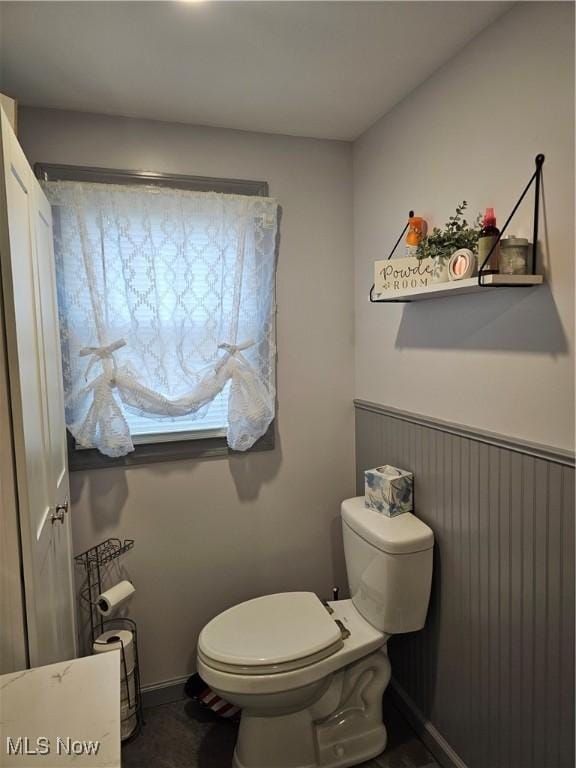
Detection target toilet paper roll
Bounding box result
[96,580,135,617]
[121,712,137,741]
[93,629,135,674]
[121,693,137,717]
[120,669,137,708]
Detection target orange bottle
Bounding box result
[406,215,427,255]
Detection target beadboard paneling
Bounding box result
[355,401,575,768]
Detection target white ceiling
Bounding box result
[0,1,512,141]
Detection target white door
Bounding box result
[0,108,76,666]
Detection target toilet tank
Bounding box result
[341,497,434,634]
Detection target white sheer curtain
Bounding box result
[43,180,278,457]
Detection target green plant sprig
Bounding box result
[416,201,482,261]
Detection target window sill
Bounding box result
[67,423,275,471]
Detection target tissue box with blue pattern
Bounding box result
[364,465,413,517]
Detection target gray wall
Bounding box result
[19,108,355,688]
[353,2,575,451]
[356,400,574,768]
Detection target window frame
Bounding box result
[35,163,275,470]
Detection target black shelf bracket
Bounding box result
[478,153,544,285]
[369,210,414,303]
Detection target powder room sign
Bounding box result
[373,257,435,298]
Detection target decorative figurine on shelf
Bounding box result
[448,248,476,280]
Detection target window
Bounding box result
[37,165,278,469]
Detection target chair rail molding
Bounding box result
[354,399,575,467]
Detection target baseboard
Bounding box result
[389,680,468,768]
[141,675,189,708]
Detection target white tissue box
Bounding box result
[364,465,413,517]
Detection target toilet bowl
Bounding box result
[197,498,434,768]
[198,595,390,768]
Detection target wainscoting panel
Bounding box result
[355,401,575,768]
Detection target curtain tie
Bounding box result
[79,338,127,379]
[217,339,255,356]
[215,339,255,373]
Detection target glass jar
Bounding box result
[499,236,530,275]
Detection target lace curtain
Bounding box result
[43,180,278,457]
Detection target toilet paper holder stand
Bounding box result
[75,537,135,644]
[75,537,144,741]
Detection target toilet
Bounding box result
[197,497,434,768]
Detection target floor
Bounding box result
[122,693,439,768]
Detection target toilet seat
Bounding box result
[198,598,387,697]
[198,592,344,675]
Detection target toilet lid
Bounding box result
[199,592,343,669]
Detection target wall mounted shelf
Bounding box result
[370,154,545,305]
[372,273,543,303]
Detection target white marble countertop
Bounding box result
[0,652,121,767]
